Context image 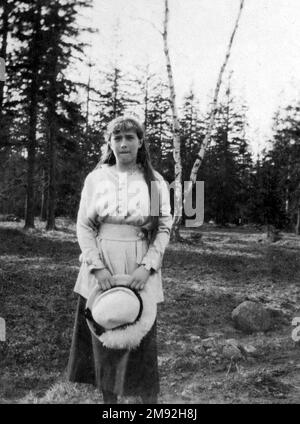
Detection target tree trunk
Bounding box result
[285,152,291,214]
[296,204,300,236]
[46,112,57,231]
[85,59,92,135]
[45,68,58,230]
[24,1,42,229]
[40,168,47,221]
[113,67,119,118]
[46,7,59,231]
[40,185,44,221]
[163,0,183,241]
[0,0,10,146]
[144,67,150,131]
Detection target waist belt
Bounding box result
[97,223,148,241]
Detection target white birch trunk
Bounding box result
[163,0,183,240]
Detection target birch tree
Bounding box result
[163,0,183,240]
[163,0,245,238]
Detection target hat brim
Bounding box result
[85,274,157,350]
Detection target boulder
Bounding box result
[232,301,272,333]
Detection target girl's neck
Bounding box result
[114,161,139,173]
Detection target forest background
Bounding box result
[0,0,300,234]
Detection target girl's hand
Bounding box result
[129,266,151,291]
[93,268,115,291]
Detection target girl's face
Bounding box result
[109,129,142,166]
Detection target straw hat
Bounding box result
[85,274,157,350]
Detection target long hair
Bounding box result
[96,116,160,241]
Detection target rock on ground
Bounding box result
[232,301,272,333]
[222,343,243,360]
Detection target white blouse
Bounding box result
[74,164,173,300]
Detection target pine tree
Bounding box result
[0,0,48,225]
[179,89,205,182]
[248,152,286,230]
[269,103,300,232]
[199,89,252,225]
[41,0,93,229]
[145,78,172,178]
[24,0,44,228]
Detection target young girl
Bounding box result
[67,116,172,404]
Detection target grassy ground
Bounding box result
[0,219,300,404]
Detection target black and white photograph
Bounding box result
[0,0,300,406]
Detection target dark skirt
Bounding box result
[67,295,159,397]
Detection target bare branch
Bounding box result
[134,17,163,36]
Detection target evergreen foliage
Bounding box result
[0,2,299,233]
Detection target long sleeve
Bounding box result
[139,177,173,272]
[76,172,106,273]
